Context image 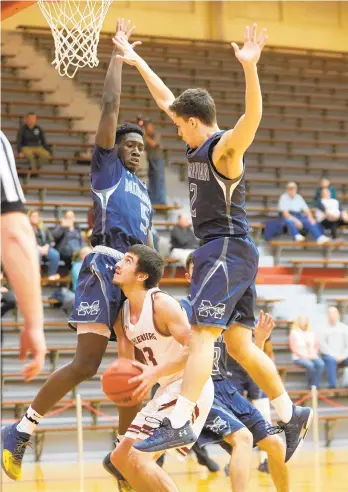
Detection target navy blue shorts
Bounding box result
[228,371,267,401]
[69,250,125,341]
[197,378,268,448]
[188,236,259,330]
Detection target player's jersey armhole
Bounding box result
[120,303,128,338]
[208,138,244,184]
[151,290,176,338]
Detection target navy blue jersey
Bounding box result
[212,335,229,381]
[186,131,249,240]
[90,146,152,253]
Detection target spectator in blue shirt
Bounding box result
[313,178,337,206]
[278,182,329,244]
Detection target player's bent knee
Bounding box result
[224,427,253,449]
[224,328,253,360]
[69,357,100,380]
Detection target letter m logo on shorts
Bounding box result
[77,300,100,316]
[198,300,226,319]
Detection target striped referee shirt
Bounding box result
[1,130,26,214]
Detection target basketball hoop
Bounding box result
[37,0,112,78]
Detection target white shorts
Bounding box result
[125,376,214,459]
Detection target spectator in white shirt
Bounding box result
[319,306,348,388]
[314,188,348,239]
[289,316,324,388]
[278,182,329,244]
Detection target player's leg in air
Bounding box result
[197,388,291,492]
[1,19,153,481]
[114,26,312,461]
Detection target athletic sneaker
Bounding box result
[133,418,196,452]
[1,423,31,481]
[192,443,220,472]
[102,452,134,492]
[258,460,270,474]
[278,405,313,462]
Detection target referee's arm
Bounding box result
[1,131,46,380]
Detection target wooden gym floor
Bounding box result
[1,448,347,491]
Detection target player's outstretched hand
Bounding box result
[231,24,268,65]
[113,33,142,66]
[254,310,275,343]
[115,17,136,42]
[128,361,159,401]
[19,327,47,382]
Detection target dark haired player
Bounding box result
[103,244,213,492]
[1,19,153,481]
[113,25,312,462]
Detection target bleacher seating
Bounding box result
[2,27,348,455]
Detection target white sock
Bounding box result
[252,398,271,424]
[271,393,293,423]
[169,395,196,429]
[259,450,268,464]
[17,406,43,435]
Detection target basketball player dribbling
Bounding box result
[113,24,312,461]
[1,19,153,481]
[103,245,214,492]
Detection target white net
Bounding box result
[38,0,112,78]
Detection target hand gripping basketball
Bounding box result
[102,358,143,407]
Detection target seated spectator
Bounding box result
[170,213,199,266]
[313,178,337,205]
[28,209,60,280]
[319,306,348,388]
[0,272,17,317]
[142,118,167,205]
[71,246,92,292]
[289,316,324,389]
[314,188,348,239]
[52,210,83,269]
[75,149,92,165]
[278,181,329,244]
[17,113,51,172]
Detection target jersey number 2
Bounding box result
[140,203,150,235]
[143,346,158,366]
[190,183,197,218]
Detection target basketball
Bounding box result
[101,358,143,407]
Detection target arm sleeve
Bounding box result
[300,196,309,211]
[1,131,26,215]
[278,194,287,212]
[90,145,123,189]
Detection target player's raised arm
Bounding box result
[113,36,176,120]
[95,19,136,149]
[213,24,268,177]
